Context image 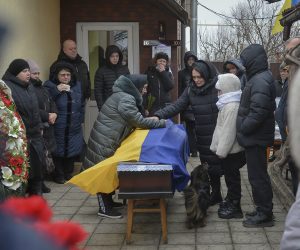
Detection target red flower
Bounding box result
[0,196,52,222]
[14,166,22,176]
[9,156,24,167]
[0,196,88,250]
[1,95,12,108]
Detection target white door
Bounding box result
[76,22,140,141]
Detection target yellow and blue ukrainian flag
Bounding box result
[272,0,300,35]
[68,120,190,195]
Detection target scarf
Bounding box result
[216,90,242,110]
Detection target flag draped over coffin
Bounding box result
[68,121,190,195]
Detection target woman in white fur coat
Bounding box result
[210,73,246,219]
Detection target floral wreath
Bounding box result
[0,81,29,191]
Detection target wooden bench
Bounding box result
[117,162,173,244]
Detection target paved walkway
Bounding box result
[44,158,287,250]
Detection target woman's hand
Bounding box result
[57,84,70,92]
[49,113,57,124]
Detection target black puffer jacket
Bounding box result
[94,45,130,111]
[84,75,165,168]
[223,58,247,90]
[2,71,45,179]
[237,44,276,147]
[155,60,220,165]
[31,78,57,153]
[145,65,174,116]
[2,72,42,139]
[50,51,91,100]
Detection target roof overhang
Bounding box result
[152,0,189,25]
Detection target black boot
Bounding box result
[218,197,230,214]
[42,182,51,193]
[218,200,243,219]
[243,211,274,227]
[209,176,222,206]
[245,210,275,220]
[27,180,43,196]
[108,193,124,208]
[97,193,123,219]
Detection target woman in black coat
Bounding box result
[28,59,57,192]
[94,45,130,111]
[2,59,44,195]
[155,60,223,205]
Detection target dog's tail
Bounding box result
[183,186,202,221]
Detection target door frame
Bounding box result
[76,22,140,73]
[76,22,140,141]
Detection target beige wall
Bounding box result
[0,0,60,80]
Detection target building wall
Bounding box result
[60,0,180,99]
[0,0,60,80]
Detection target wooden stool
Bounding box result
[126,198,168,244]
[117,162,174,244]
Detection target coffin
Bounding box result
[117,162,174,199]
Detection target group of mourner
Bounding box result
[1,37,300,236]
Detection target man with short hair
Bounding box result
[50,39,91,101]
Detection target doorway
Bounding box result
[76,22,140,140]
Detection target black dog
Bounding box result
[183,163,210,228]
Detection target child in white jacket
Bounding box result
[210,73,246,219]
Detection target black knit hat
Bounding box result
[126,74,147,91]
[154,52,169,62]
[7,59,30,76]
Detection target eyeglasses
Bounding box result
[59,73,71,77]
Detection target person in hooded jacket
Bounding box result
[94,44,130,111]
[49,39,91,101]
[83,74,166,219]
[178,51,198,157]
[2,59,44,195]
[223,58,247,90]
[210,73,246,219]
[28,59,58,193]
[237,44,276,228]
[154,60,223,206]
[145,52,174,116]
[44,62,84,184]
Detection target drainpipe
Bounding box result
[190,0,197,55]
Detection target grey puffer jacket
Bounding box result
[83,75,166,168]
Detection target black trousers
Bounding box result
[245,146,273,214]
[221,151,246,201]
[27,144,43,193]
[53,156,75,180]
[184,120,197,154]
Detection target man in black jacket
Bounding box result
[237,44,276,227]
[50,39,91,101]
